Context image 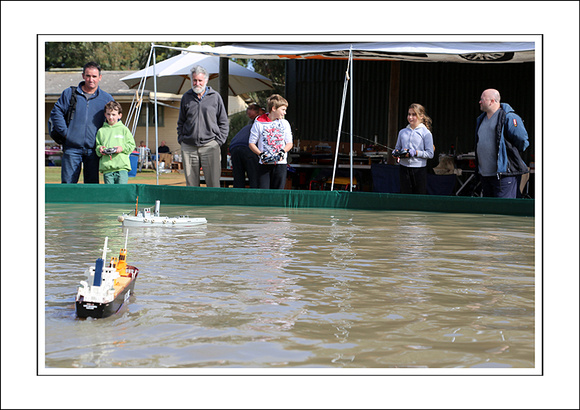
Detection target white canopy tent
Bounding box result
[126,42,535,187]
[182,41,535,190]
[120,45,274,95]
[183,42,535,62]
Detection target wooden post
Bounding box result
[216,43,229,169]
[219,58,229,113]
[387,61,400,165]
[216,42,229,114]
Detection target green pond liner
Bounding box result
[44,184,534,217]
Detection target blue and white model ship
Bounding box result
[75,231,139,319]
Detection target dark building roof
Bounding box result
[45,70,135,97]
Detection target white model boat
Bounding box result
[118,199,207,227]
[75,231,139,319]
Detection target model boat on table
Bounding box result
[118,199,207,227]
[75,230,139,319]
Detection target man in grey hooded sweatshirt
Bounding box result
[177,65,229,187]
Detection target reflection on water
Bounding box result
[44,203,535,370]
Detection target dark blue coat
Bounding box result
[50,82,114,150]
[475,103,530,176]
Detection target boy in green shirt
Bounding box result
[95,101,136,184]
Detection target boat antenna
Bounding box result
[124,229,129,249]
[134,196,139,216]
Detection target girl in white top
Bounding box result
[394,103,434,194]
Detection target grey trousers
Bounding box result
[181,140,222,187]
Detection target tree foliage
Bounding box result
[45,42,214,71]
[236,59,286,108]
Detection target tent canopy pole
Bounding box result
[349,46,353,192]
[331,47,352,191]
[153,44,159,186]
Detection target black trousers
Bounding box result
[230,146,259,188]
[257,163,287,189]
[399,165,427,194]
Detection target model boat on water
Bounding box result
[118,199,207,227]
[75,231,139,319]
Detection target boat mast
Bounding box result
[124,229,129,249]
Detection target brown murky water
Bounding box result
[43,203,535,372]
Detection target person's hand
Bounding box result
[408,148,416,157]
[116,146,123,154]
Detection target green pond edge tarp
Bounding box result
[44,184,534,217]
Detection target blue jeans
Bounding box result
[481,175,518,198]
[61,147,100,184]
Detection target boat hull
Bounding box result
[121,216,207,227]
[75,268,139,319]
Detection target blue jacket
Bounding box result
[50,82,114,150]
[475,103,529,176]
[228,124,253,152]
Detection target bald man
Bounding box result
[475,89,529,198]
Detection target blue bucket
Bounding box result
[128,153,139,177]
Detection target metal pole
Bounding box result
[349,46,353,192]
[331,51,351,192]
[153,44,159,185]
[145,102,149,161]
